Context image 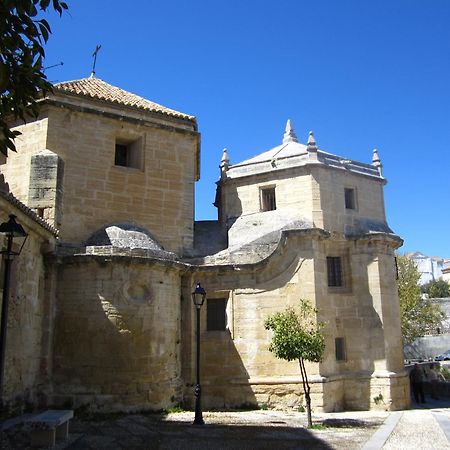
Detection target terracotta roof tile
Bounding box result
[54,77,195,122]
[0,190,58,236]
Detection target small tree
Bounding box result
[264,300,325,428]
[422,279,450,299]
[0,0,68,156]
[397,256,444,344]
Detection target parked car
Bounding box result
[435,350,450,361]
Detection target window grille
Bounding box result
[327,256,343,287]
[344,188,356,210]
[335,337,346,361]
[261,187,276,211]
[115,143,128,166]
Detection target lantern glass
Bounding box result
[192,283,206,308]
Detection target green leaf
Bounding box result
[40,0,51,10]
[38,22,49,42]
[0,0,67,147]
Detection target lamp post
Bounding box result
[0,215,28,410]
[192,282,206,425]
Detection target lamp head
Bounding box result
[0,215,27,238]
[192,283,206,308]
[0,215,28,255]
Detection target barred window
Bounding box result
[261,187,276,211]
[327,256,343,287]
[335,337,346,361]
[344,188,356,210]
[115,143,128,167]
[207,298,227,331]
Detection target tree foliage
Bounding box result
[0,0,68,156]
[422,279,450,299]
[264,300,325,428]
[397,255,444,344]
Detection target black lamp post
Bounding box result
[192,282,206,425]
[0,215,28,410]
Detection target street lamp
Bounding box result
[0,215,28,410]
[192,282,206,425]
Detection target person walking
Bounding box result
[410,364,426,403]
[428,364,444,400]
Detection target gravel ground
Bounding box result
[1,409,388,450]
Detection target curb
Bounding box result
[361,411,403,450]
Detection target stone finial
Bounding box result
[307,131,318,162]
[307,131,318,152]
[220,148,229,167]
[220,148,230,177]
[372,148,383,176]
[282,119,298,144]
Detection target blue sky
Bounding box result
[42,0,450,257]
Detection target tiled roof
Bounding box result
[53,77,196,122]
[0,190,58,236]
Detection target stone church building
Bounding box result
[0,76,410,414]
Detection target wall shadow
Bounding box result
[186,235,324,411]
[52,255,184,412]
[318,249,407,412]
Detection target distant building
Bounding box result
[443,260,450,283]
[405,252,445,285]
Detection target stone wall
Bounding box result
[222,167,313,224]
[0,118,49,203]
[404,334,450,360]
[183,232,408,412]
[51,255,183,412]
[2,103,199,256]
[220,161,387,237]
[316,166,386,233]
[0,199,56,412]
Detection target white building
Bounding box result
[406,252,445,285]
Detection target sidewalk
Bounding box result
[363,398,450,450]
[1,398,450,449]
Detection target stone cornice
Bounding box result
[41,97,199,135]
[347,232,403,249]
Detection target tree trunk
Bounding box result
[299,358,312,428]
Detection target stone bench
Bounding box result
[26,409,74,448]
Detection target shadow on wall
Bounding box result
[190,238,318,411]
[200,330,256,410]
[189,234,403,412]
[316,252,390,411]
[180,275,257,410]
[53,257,182,412]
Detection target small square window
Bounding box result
[327,256,343,287]
[335,337,346,361]
[207,298,227,331]
[114,137,143,169]
[115,144,128,167]
[344,188,356,210]
[261,187,276,211]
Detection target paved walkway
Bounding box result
[2,398,450,449]
[363,398,450,449]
